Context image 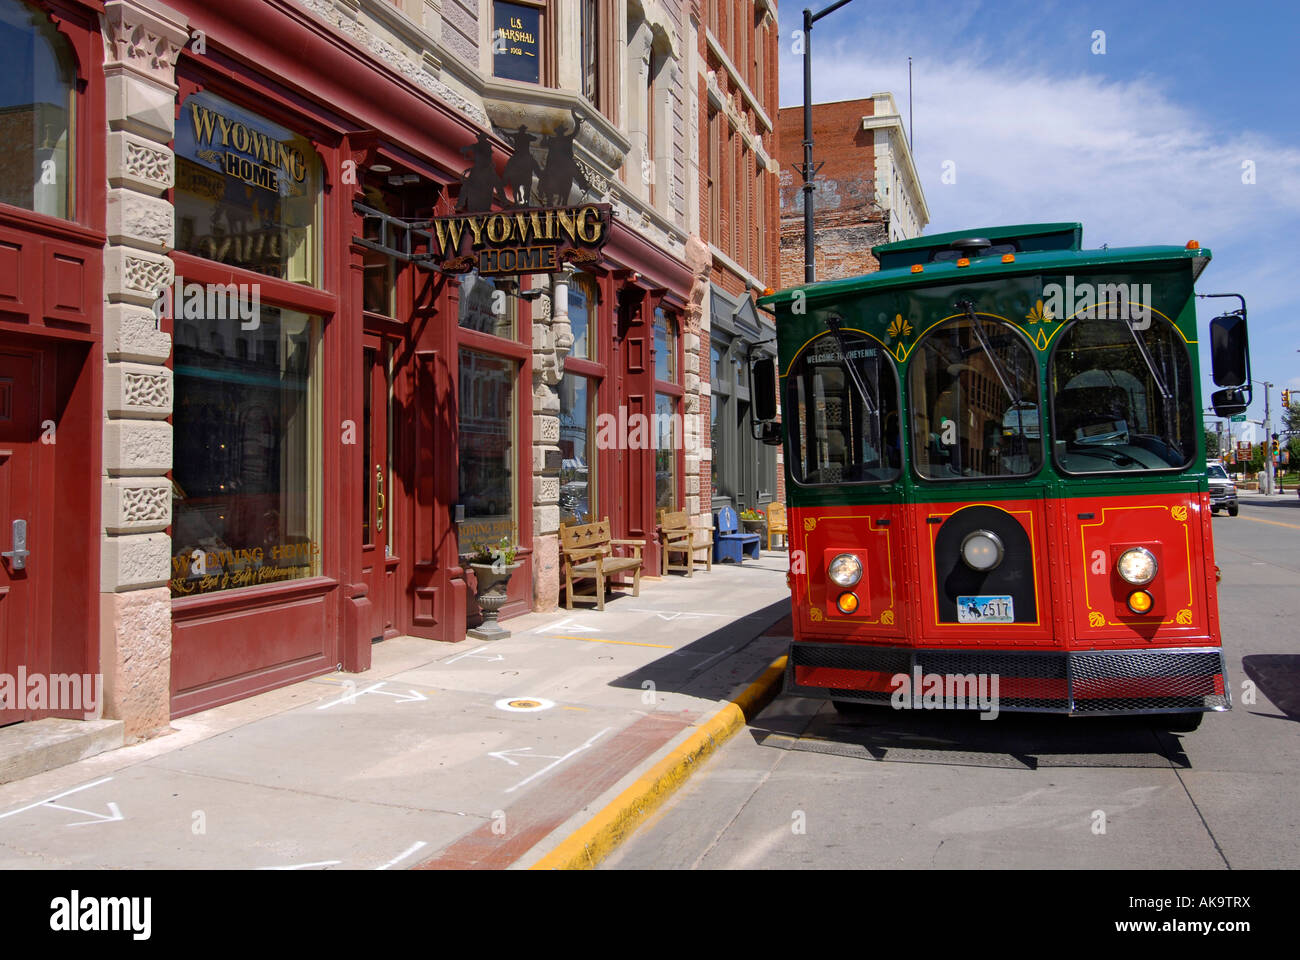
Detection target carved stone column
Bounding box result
[530,279,561,611]
[99,0,188,741]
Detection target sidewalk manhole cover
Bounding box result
[495,697,555,712]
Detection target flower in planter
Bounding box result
[739,508,765,521]
[464,534,519,573]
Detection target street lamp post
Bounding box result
[800,0,856,284]
[1251,379,1274,494]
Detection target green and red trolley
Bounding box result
[754,223,1250,728]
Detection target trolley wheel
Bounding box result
[1228,504,1239,517]
[1160,712,1204,732]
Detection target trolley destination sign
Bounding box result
[353,202,611,277]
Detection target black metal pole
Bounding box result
[802,7,815,284]
[801,0,856,285]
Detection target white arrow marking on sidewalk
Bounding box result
[536,617,601,633]
[504,727,612,794]
[488,747,564,767]
[445,645,505,664]
[44,801,124,827]
[256,861,342,870]
[376,841,428,870]
[0,777,119,825]
[316,681,426,709]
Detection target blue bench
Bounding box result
[714,506,760,564]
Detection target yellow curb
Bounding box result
[528,654,788,870]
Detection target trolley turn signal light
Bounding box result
[836,592,859,615]
[1127,590,1154,615]
[956,257,970,267]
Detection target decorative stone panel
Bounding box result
[100,532,171,592]
[108,131,174,194]
[102,0,190,84]
[104,72,179,141]
[103,478,171,534]
[105,247,173,307]
[106,188,174,252]
[534,476,560,504]
[533,415,560,444]
[103,419,172,476]
[105,362,172,419]
[104,304,172,364]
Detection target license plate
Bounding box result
[957,595,1014,623]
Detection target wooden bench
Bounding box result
[714,506,760,563]
[764,501,788,551]
[559,517,644,611]
[658,509,713,577]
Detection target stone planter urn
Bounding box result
[468,561,521,641]
[740,516,766,538]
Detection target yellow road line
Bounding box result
[1240,515,1300,531]
[529,655,788,870]
[555,635,673,649]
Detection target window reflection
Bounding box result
[458,350,516,546]
[0,0,75,219]
[1051,317,1193,473]
[909,317,1041,480]
[558,374,593,522]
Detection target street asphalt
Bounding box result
[0,554,791,870]
[603,495,1300,870]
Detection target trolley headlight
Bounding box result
[960,530,1004,572]
[1116,547,1158,585]
[827,553,863,587]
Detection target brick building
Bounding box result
[694,0,782,520]
[777,93,928,287]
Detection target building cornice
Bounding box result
[863,111,931,225]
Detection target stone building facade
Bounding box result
[3,0,718,738]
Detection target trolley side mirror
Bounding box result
[752,356,778,422]
[1210,387,1248,418]
[1209,313,1249,387]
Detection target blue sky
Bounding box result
[777,0,1300,441]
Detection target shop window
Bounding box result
[174,90,322,285]
[0,0,76,219]
[568,272,596,360]
[363,250,395,316]
[654,307,676,383]
[171,306,323,597]
[493,0,544,84]
[655,392,679,510]
[558,373,593,523]
[458,270,517,339]
[459,349,517,546]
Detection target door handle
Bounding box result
[375,465,385,533]
[2,519,28,571]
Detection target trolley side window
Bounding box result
[787,332,901,485]
[909,316,1043,480]
[1050,316,1195,473]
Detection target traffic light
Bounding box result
[1284,389,1292,408]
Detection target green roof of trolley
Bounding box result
[758,222,1212,310]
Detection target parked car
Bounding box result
[1207,460,1238,516]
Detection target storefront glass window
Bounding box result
[654,308,676,382]
[655,392,678,509]
[558,374,593,522]
[0,0,75,219]
[175,90,322,284]
[459,349,516,547]
[458,270,516,339]
[568,272,595,359]
[171,306,322,597]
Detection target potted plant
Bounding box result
[464,535,521,641]
[739,508,766,537]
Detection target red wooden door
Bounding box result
[361,333,401,641]
[0,343,54,724]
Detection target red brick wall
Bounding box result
[776,98,888,287]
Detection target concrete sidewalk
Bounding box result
[0,555,792,870]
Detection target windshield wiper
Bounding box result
[823,312,878,417]
[1122,316,1173,401]
[956,300,1020,406]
